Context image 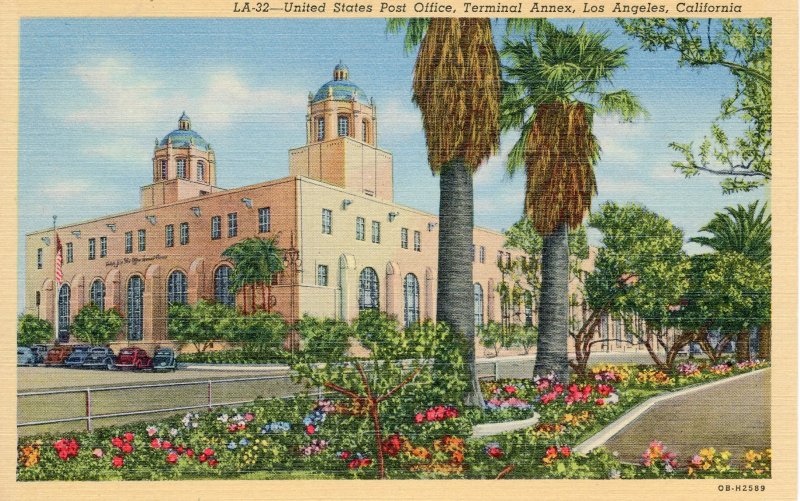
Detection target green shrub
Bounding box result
[17,314,53,346]
[71,304,123,345]
[296,315,352,362]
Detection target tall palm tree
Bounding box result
[690,201,771,267]
[690,201,771,359]
[387,18,501,407]
[223,237,285,315]
[501,23,647,381]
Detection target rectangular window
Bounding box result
[211,216,221,240]
[124,232,133,254]
[165,225,174,248]
[197,161,205,182]
[479,246,485,264]
[322,209,332,234]
[400,228,408,249]
[180,222,189,245]
[316,117,325,141]
[338,116,349,136]
[413,231,421,252]
[227,213,238,237]
[100,236,107,257]
[258,207,271,233]
[317,264,328,286]
[88,238,96,260]
[138,229,146,252]
[160,159,167,180]
[177,158,187,179]
[371,221,381,244]
[37,248,42,269]
[356,217,365,241]
[66,242,73,263]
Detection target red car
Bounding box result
[43,346,74,366]
[114,347,152,370]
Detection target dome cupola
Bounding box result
[312,62,369,104]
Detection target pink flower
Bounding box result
[306,424,316,435]
[111,456,124,468]
[244,413,254,422]
[691,454,702,466]
[123,432,135,442]
[503,385,517,394]
[150,438,161,449]
[121,442,133,454]
[110,436,123,448]
[166,452,178,464]
[92,448,104,458]
[560,446,571,457]
[161,441,172,450]
[414,413,424,423]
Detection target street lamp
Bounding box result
[283,236,302,361]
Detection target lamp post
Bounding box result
[283,234,302,361]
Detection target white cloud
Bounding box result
[379,98,422,137]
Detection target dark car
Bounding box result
[82,347,116,370]
[64,345,93,368]
[115,347,152,370]
[151,348,177,371]
[44,345,74,366]
[30,344,49,364]
[18,347,36,366]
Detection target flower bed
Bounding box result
[17,359,769,480]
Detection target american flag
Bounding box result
[55,234,63,284]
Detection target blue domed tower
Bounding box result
[289,63,394,201]
[141,113,221,208]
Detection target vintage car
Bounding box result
[114,347,152,370]
[30,344,49,364]
[81,347,116,370]
[64,345,93,368]
[17,347,37,366]
[44,345,74,366]
[151,348,177,371]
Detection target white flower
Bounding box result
[169,428,179,436]
[217,414,229,423]
[606,393,620,404]
[192,422,198,428]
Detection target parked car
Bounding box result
[115,347,152,370]
[64,345,93,368]
[17,347,37,366]
[151,348,177,371]
[44,345,74,366]
[30,344,49,364]
[82,347,116,370]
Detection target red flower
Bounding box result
[237,423,246,431]
[121,442,133,454]
[414,413,424,423]
[425,409,436,422]
[553,384,564,394]
[58,450,69,461]
[560,446,571,457]
[347,459,360,469]
[486,447,503,458]
[595,398,605,406]
[540,392,557,405]
[305,424,316,435]
[582,385,592,397]
[203,448,215,456]
[111,436,123,448]
[340,451,350,460]
[123,432,134,442]
[176,446,184,454]
[186,448,195,458]
[227,424,238,433]
[166,452,178,464]
[150,438,161,449]
[597,384,613,397]
[244,413,254,422]
[503,385,517,394]
[361,458,372,467]
[161,441,172,450]
[111,456,124,468]
[546,446,558,457]
[198,453,207,463]
[208,458,218,467]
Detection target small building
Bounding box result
[24,63,528,351]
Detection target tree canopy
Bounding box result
[71,304,123,346]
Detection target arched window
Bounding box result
[214,265,235,307]
[90,279,105,311]
[197,160,205,182]
[58,284,71,342]
[338,115,349,137]
[126,276,144,341]
[358,267,379,311]
[403,273,420,327]
[473,283,484,326]
[176,158,187,179]
[160,159,167,180]
[362,120,369,142]
[167,270,188,305]
[316,117,325,141]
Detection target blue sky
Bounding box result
[18,18,767,310]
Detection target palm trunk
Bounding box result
[534,222,570,382]
[757,323,770,360]
[735,330,750,362]
[437,159,483,407]
[262,283,267,312]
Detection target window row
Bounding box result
[156,158,207,182]
[314,116,371,143]
[356,267,420,327]
[320,210,422,252]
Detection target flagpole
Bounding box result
[53,215,58,344]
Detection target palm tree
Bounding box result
[387,18,501,407]
[690,201,771,359]
[223,237,285,315]
[501,23,647,381]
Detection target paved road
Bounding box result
[601,369,770,465]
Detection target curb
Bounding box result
[573,368,769,454]
[471,413,541,438]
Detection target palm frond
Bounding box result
[385,18,431,54]
[596,90,649,121]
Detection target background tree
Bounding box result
[70,304,123,346]
[231,311,288,359]
[168,300,236,353]
[618,18,771,193]
[387,18,501,407]
[295,315,353,362]
[17,314,53,346]
[501,23,647,381]
[223,237,285,314]
[583,202,691,372]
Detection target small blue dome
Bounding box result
[159,114,210,151]
[313,79,369,104]
[334,61,349,73]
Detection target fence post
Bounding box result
[494,361,500,381]
[85,388,93,433]
[207,381,213,410]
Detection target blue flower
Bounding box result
[227,441,237,450]
[302,417,312,426]
[239,438,250,446]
